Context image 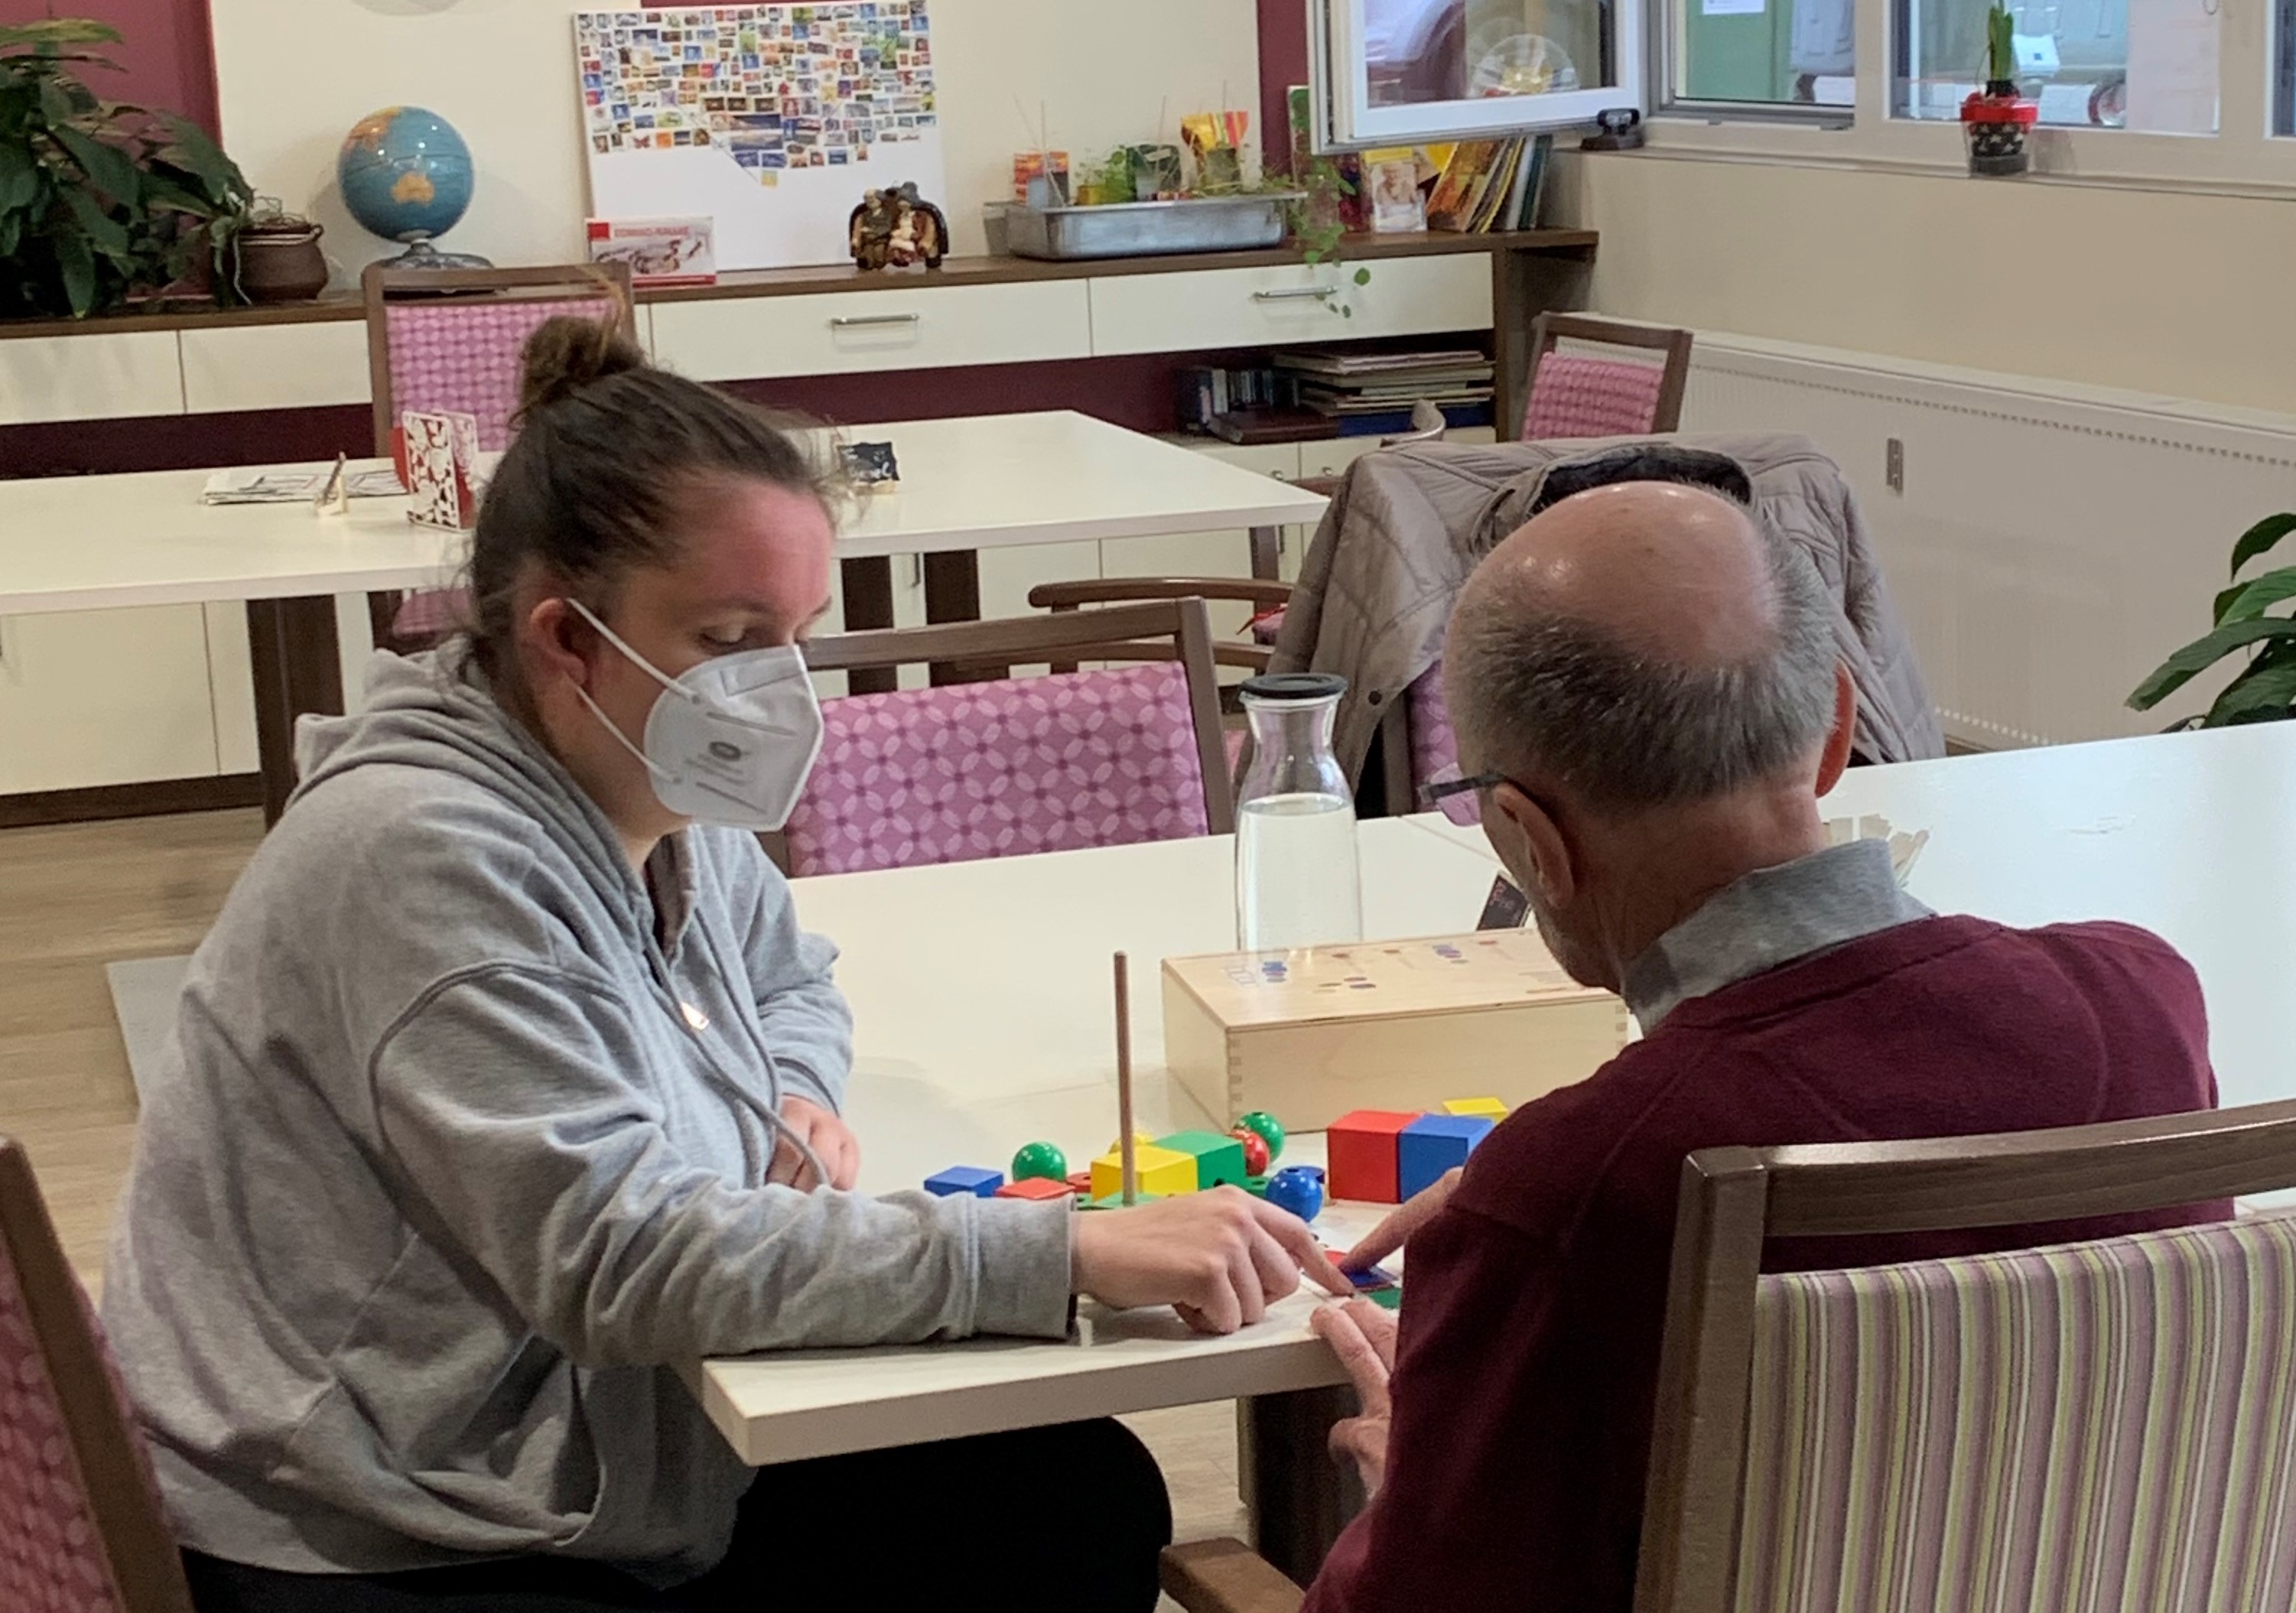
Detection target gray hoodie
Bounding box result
[100,651,1072,1582]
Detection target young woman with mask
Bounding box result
[102,314,1345,1613]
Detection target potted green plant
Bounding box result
[2127,514,2296,727]
[1959,5,2037,177]
[1288,156,1371,320]
[1,18,255,319]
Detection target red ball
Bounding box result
[1231,1127,1271,1177]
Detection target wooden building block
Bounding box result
[1158,1130,1250,1190]
[1442,1097,1510,1122]
[1397,1113,1494,1199]
[994,1177,1075,1202]
[1326,1111,1416,1204]
[1089,1143,1198,1202]
[1161,931,1628,1132]
[923,1166,1003,1198]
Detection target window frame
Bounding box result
[1309,0,1650,148]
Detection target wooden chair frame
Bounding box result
[1635,1098,2296,1613]
[1526,312,1694,436]
[798,597,1236,837]
[0,1136,196,1613]
[359,262,638,650]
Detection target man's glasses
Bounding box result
[1417,764,1510,827]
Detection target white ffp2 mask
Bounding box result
[566,599,824,832]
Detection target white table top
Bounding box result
[693,724,2296,1465]
[691,816,1507,1464]
[0,411,1327,615]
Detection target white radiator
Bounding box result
[1678,335,2296,749]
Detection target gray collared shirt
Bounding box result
[1620,837,1934,1031]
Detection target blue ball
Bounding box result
[338,106,476,245]
[1266,1164,1324,1223]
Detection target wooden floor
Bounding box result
[0,806,1247,1559]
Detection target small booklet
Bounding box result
[202,467,405,505]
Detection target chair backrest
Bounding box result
[1521,313,1693,441]
[783,599,1234,877]
[363,262,636,456]
[1636,1099,2296,1613]
[0,1137,193,1613]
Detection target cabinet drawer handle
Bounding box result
[830,312,922,329]
[1253,287,1337,303]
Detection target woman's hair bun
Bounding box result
[517,304,647,418]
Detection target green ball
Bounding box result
[1234,1111,1284,1163]
[1010,1140,1068,1182]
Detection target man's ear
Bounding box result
[1487,782,1577,911]
[1815,663,1856,796]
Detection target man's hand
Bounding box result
[771,1097,860,1190]
[1312,1298,1398,1494]
[1340,1167,1462,1271]
[1072,1187,1354,1335]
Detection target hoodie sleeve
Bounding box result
[729,844,854,1114]
[367,962,1071,1366]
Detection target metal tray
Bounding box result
[994,193,1304,262]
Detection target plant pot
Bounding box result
[1960,89,2037,177]
[234,223,330,302]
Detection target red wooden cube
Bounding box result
[996,1177,1075,1202]
[1325,1110,1418,1204]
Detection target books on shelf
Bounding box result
[1424,132,1554,234]
[1273,345,1498,437]
[1177,365,1302,432]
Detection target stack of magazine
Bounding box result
[1425,133,1553,235]
[1276,349,1497,437]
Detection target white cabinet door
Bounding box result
[0,607,220,793]
[654,281,1094,382]
[0,331,182,425]
[1088,254,1492,359]
[181,320,371,415]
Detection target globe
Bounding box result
[338,106,478,255]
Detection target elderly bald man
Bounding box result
[1301,483,2223,1613]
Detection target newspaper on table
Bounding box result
[202,467,406,505]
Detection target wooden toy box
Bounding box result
[1159,931,1630,1133]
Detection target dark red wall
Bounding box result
[1,0,219,135]
[1260,0,1310,173]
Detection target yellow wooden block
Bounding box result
[1444,1097,1509,1121]
[1091,1144,1198,1201]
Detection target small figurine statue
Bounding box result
[848,180,948,272]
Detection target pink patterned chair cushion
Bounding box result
[389,587,471,642]
[1405,661,1458,792]
[783,663,1212,877]
[1520,353,1667,441]
[0,1249,128,1613]
[384,295,616,452]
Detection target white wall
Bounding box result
[211,0,1260,281]
[1551,151,2296,416]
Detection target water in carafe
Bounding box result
[1234,674,1362,951]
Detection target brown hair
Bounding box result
[464,303,833,681]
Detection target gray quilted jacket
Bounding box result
[1270,433,1946,782]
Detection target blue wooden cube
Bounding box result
[1397,1114,1494,1199]
[924,1166,1003,1198]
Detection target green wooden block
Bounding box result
[1084,1192,1165,1211]
[1244,1175,1270,1198]
[1157,1129,1250,1190]
[1368,1285,1403,1311]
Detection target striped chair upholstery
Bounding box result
[1735,1211,2296,1613]
[381,295,616,642]
[1521,353,1669,440]
[782,662,1213,876]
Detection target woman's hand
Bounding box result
[1311,1297,1400,1495]
[772,1097,860,1190]
[1070,1188,1353,1335]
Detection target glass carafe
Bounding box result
[1234,673,1363,951]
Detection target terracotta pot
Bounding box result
[234,223,330,302]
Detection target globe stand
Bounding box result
[385,236,494,272]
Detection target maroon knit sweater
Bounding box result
[1304,915,2224,1613]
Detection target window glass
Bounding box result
[1364,0,1605,108]
[2275,0,2294,135]
[1893,0,2220,132]
[1677,0,1855,108]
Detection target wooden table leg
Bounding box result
[922,548,988,686]
[838,555,897,696]
[1248,525,1282,581]
[1238,1384,1365,1585]
[244,596,344,828]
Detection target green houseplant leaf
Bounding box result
[2203,655,2296,726]
[2212,565,2296,625]
[2228,513,2296,580]
[2128,617,2296,711]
